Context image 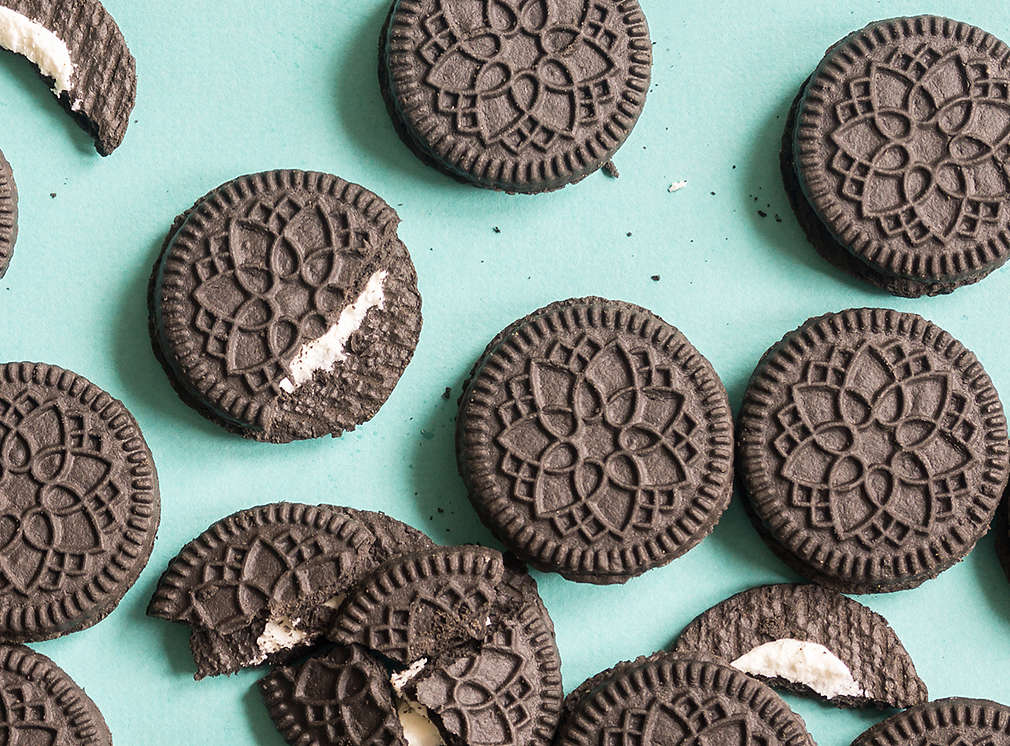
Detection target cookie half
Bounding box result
[0,361,160,642]
[851,698,1010,746]
[556,653,815,746]
[0,644,112,744]
[0,0,136,155]
[786,16,1010,296]
[147,503,433,679]
[0,148,16,277]
[739,308,1009,593]
[150,170,422,443]
[457,297,734,584]
[672,584,927,708]
[380,0,652,192]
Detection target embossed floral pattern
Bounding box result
[191,195,378,395]
[602,694,757,745]
[830,46,1010,247]
[419,0,623,153]
[924,738,1001,746]
[0,389,121,597]
[774,341,977,549]
[0,678,67,744]
[496,335,700,542]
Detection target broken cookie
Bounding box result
[672,584,928,709]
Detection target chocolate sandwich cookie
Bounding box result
[457,298,734,584]
[784,16,1010,297]
[997,497,1010,584]
[0,148,16,278]
[147,503,433,679]
[851,698,1010,746]
[150,170,422,443]
[380,0,652,193]
[263,544,562,746]
[0,644,112,744]
[740,308,1009,593]
[672,584,927,709]
[0,0,136,155]
[557,653,815,746]
[0,362,159,642]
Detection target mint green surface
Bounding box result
[0,0,1008,742]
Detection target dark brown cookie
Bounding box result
[851,698,1010,746]
[0,644,112,744]
[457,297,734,584]
[380,0,652,192]
[556,653,815,746]
[150,170,422,443]
[0,148,16,278]
[672,584,928,709]
[786,16,1010,296]
[739,308,1009,593]
[0,362,159,642]
[0,0,136,155]
[147,502,433,679]
[997,494,1010,584]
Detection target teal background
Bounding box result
[0,0,1008,742]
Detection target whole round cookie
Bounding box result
[0,644,112,744]
[851,698,1010,746]
[787,16,1010,297]
[0,362,160,642]
[0,148,16,278]
[739,308,1009,593]
[150,170,422,443]
[457,298,734,584]
[556,654,815,746]
[380,0,653,192]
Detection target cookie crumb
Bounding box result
[492,226,501,234]
[651,275,661,282]
[626,232,633,237]
[757,210,768,218]
[50,193,56,199]
[441,387,452,400]
[668,180,688,193]
[602,161,620,178]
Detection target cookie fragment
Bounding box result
[0,361,160,642]
[457,297,734,584]
[0,0,136,155]
[785,16,1010,296]
[147,503,432,679]
[0,644,112,744]
[739,308,1009,593]
[851,698,1010,746]
[556,653,815,746]
[380,0,653,192]
[150,170,422,443]
[0,147,16,277]
[672,584,928,708]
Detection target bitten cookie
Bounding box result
[672,584,928,709]
[0,147,16,277]
[149,170,422,443]
[147,503,433,679]
[851,698,1010,746]
[457,297,734,584]
[0,644,112,744]
[784,16,1010,297]
[380,0,652,192]
[0,0,136,155]
[739,308,1009,593]
[556,653,815,746]
[0,361,160,642]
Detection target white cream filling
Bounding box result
[0,7,74,95]
[279,270,388,394]
[668,180,688,192]
[252,594,346,662]
[731,639,865,700]
[390,660,444,746]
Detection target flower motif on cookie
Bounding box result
[191,197,378,395]
[496,335,700,542]
[0,390,119,597]
[829,46,1010,247]
[774,341,977,549]
[419,0,622,153]
[0,676,66,742]
[604,694,756,745]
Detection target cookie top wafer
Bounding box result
[739,308,1009,593]
[792,16,1010,294]
[0,362,160,642]
[457,298,734,583]
[851,698,1010,746]
[381,0,653,192]
[150,170,422,443]
[0,148,16,278]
